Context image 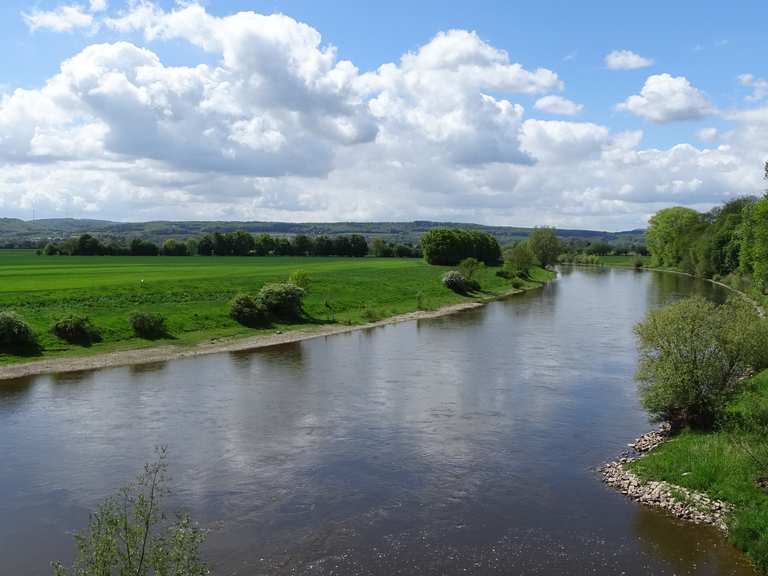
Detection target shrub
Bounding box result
[458,257,484,280]
[0,311,39,352]
[230,294,269,327]
[288,270,311,290]
[51,315,102,345]
[510,278,525,289]
[634,296,768,429]
[129,311,168,339]
[52,449,209,576]
[633,257,644,270]
[504,240,537,276]
[258,283,305,321]
[442,271,473,294]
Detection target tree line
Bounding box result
[41,232,421,258]
[646,191,768,293]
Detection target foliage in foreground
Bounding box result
[0,310,39,352]
[53,449,209,576]
[630,370,768,573]
[634,296,768,429]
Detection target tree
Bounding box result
[504,240,537,275]
[739,195,768,293]
[52,449,209,576]
[528,227,561,268]
[420,229,501,266]
[458,257,484,280]
[291,234,313,256]
[161,239,188,256]
[634,296,768,429]
[645,207,702,267]
[231,231,256,256]
[197,235,214,256]
[349,234,369,257]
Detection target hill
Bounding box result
[0,218,645,247]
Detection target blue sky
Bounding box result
[0,1,766,229]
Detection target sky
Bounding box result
[0,1,766,230]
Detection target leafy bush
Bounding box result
[52,449,209,576]
[634,296,768,429]
[288,270,311,290]
[510,278,525,289]
[458,257,484,280]
[51,315,102,345]
[258,283,306,320]
[129,311,168,339]
[442,271,473,294]
[0,311,39,352]
[633,257,644,270]
[230,294,269,327]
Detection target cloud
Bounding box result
[697,127,719,142]
[534,95,583,116]
[738,73,768,101]
[2,2,766,229]
[615,73,715,123]
[90,0,108,13]
[604,50,654,70]
[23,5,94,33]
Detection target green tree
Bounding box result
[458,257,484,280]
[52,449,209,576]
[528,227,561,268]
[645,207,702,267]
[739,195,768,293]
[634,296,768,429]
[504,240,537,275]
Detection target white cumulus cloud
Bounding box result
[23,5,94,33]
[604,50,654,70]
[534,95,583,115]
[738,73,768,101]
[2,1,765,229]
[615,74,715,123]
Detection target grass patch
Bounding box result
[0,251,553,365]
[628,370,768,572]
[598,255,652,267]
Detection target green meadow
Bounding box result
[0,250,552,365]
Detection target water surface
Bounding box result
[0,268,756,575]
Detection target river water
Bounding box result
[0,267,757,575]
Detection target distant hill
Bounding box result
[0,218,645,247]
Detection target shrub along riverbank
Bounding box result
[609,292,768,573]
[0,250,553,367]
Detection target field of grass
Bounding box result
[629,370,768,572]
[0,250,553,365]
[598,255,652,267]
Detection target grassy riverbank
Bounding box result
[0,250,553,366]
[628,370,768,572]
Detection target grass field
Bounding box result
[629,370,768,572]
[0,250,553,365]
[598,255,652,267]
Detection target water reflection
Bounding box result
[0,269,753,575]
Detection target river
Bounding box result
[0,267,756,575]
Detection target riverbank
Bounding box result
[0,265,555,380]
[601,371,768,573]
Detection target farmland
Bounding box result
[0,250,552,365]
